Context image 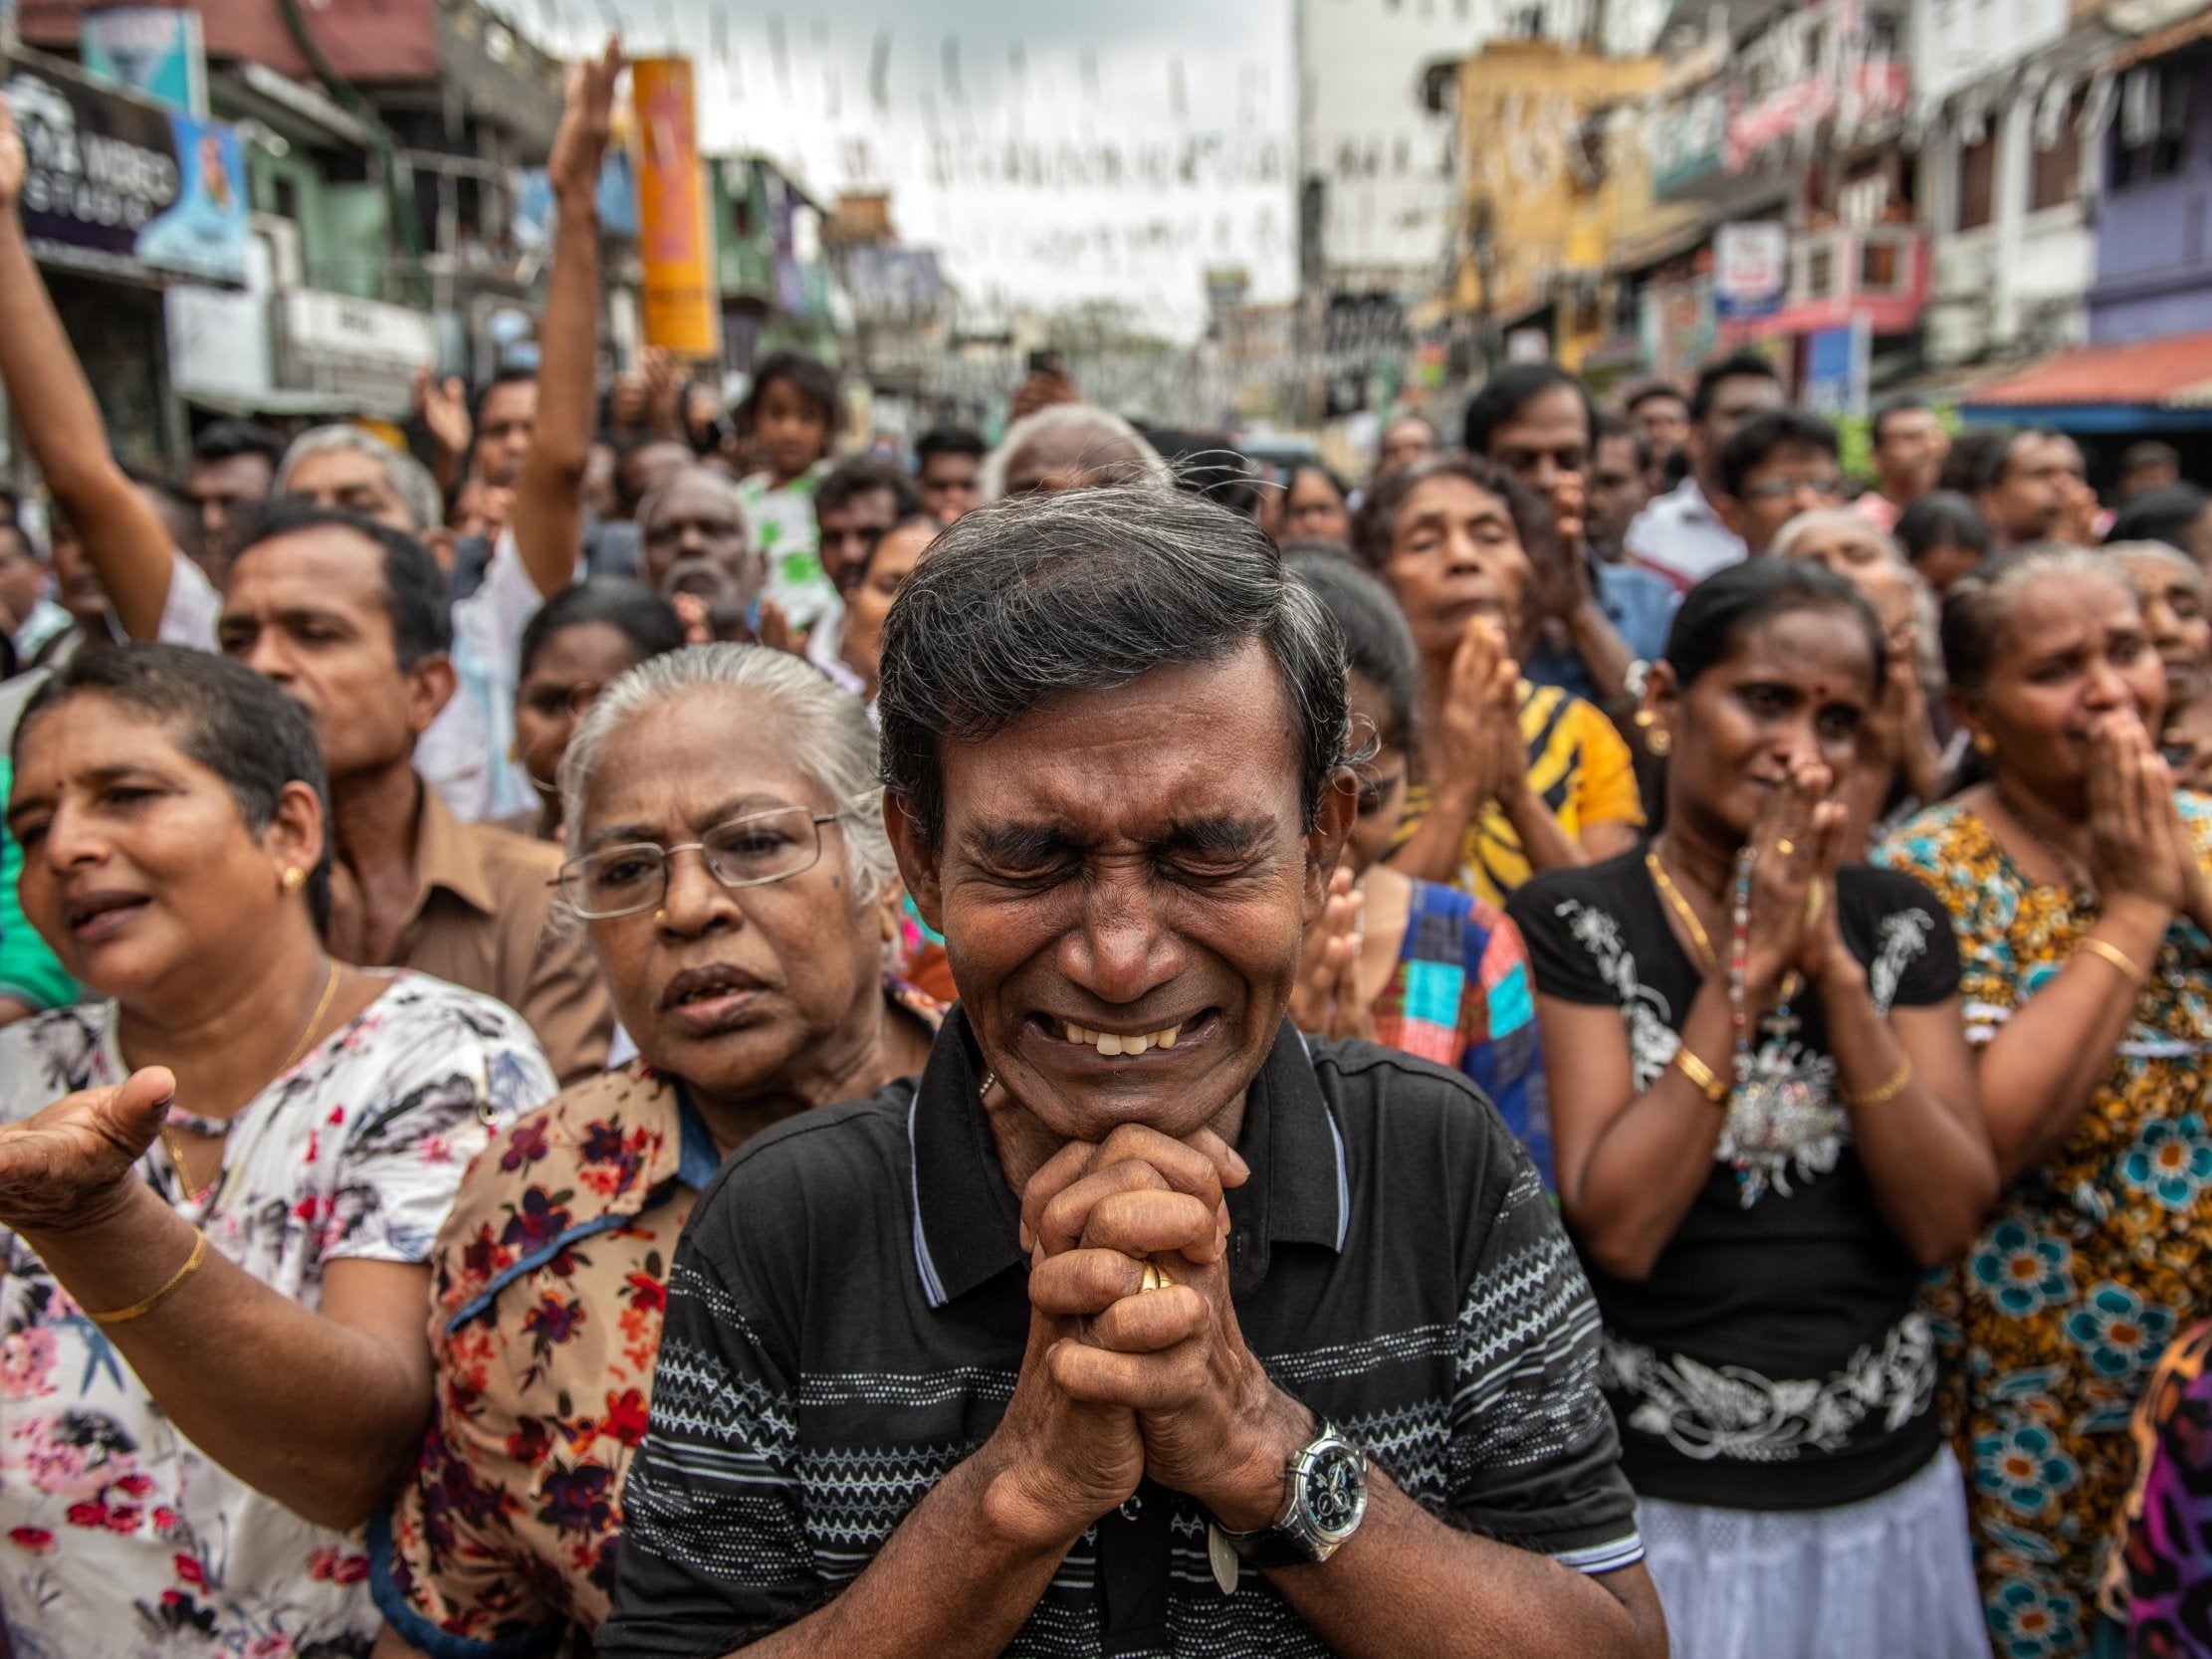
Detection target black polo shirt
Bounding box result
[599,1011,1640,1659]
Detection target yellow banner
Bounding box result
[631,57,718,360]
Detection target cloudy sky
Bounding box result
[518,0,1297,337]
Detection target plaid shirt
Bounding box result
[1367,878,1549,1188]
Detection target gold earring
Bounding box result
[1973,731,1996,756]
[1632,709,1656,728]
[282,867,306,894]
[1648,728,1672,757]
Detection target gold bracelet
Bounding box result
[1672,1045,1729,1107]
[90,1231,207,1328]
[1842,1055,1913,1110]
[2079,935,2150,993]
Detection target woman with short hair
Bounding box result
[1879,545,2212,1653]
[0,644,553,1657]
[372,645,939,1656]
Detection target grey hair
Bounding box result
[878,484,1352,846]
[2103,538,2206,591]
[557,642,897,911]
[1941,541,2131,700]
[1771,509,1909,573]
[275,425,442,535]
[1773,509,1940,692]
[980,404,1175,502]
[636,466,762,592]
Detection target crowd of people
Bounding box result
[3,41,2212,1659]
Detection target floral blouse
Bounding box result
[0,973,554,1659]
[1878,795,2212,1657]
[372,983,941,1655]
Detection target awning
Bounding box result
[1958,329,2212,429]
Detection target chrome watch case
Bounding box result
[1208,1422,1369,1580]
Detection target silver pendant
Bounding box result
[1208,1523,1240,1594]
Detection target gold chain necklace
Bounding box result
[162,963,343,1204]
[1646,849,1717,969]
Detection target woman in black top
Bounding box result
[1507,559,1996,1659]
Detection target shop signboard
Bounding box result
[275,289,438,413]
[1714,222,1788,320]
[80,7,206,114]
[1802,316,1871,417]
[631,56,718,359]
[3,52,245,285]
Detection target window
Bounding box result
[1956,130,1996,231]
[2030,99,2082,210]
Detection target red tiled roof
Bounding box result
[1967,330,2212,408]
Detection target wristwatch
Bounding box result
[1206,1422,1369,1591]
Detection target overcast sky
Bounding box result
[518,0,1296,337]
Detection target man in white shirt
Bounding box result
[1623,350,1784,591]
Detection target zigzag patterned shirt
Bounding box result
[598,1012,1642,1659]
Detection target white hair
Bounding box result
[556,643,897,925]
[274,425,442,536]
[980,403,1174,502]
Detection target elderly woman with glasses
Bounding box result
[369,644,938,1658]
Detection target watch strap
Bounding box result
[1206,1420,1367,1589]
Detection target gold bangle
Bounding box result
[89,1231,207,1328]
[1672,1045,1729,1106]
[1842,1055,1913,1110]
[2079,935,2150,993]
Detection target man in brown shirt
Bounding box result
[216,501,611,1084]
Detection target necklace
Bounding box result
[1992,786,2098,901]
[1722,846,1825,1205]
[161,962,343,1205]
[1646,849,1716,969]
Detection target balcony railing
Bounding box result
[1788,226,1925,310]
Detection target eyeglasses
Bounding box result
[1742,474,1847,504]
[555,807,843,919]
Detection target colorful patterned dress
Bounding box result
[2101,1319,2212,1651]
[374,985,940,1655]
[1364,878,1549,1186]
[1877,795,2212,1659]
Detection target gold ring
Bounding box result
[1138,1261,1176,1293]
[1774,838,1797,857]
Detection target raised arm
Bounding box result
[1,1070,432,1529]
[511,40,623,600]
[0,98,174,638]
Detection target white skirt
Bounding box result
[1638,1448,1987,1659]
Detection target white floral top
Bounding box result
[0,972,555,1659]
[738,462,836,633]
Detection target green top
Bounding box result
[0,755,78,1012]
